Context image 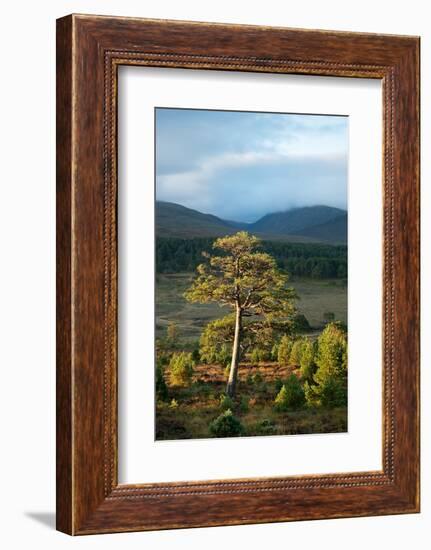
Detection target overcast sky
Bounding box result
[155,108,348,223]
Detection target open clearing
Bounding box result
[156,272,347,340]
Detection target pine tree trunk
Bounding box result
[226,306,242,397]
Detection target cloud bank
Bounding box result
[155,108,348,223]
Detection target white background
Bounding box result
[0,1,428,548]
[118,67,382,483]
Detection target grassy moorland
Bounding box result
[156,273,347,340]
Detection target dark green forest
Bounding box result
[156,237,347,279]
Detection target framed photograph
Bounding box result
[56,14,420,535]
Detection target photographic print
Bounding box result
[155,107,348,441]
[55,15,420,534]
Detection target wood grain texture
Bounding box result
[56,15,73,535]
[56,14,420,535]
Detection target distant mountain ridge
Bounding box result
[156,202,236,238]
[156,201,347,244]
[250,205,345,235]
[294,213,347,243]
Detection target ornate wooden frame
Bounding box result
[56,14,420,535]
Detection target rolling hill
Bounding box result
[250,205,345,235]
[156,201,236,238]
[156,201,347,244]
[292,213,347,243]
